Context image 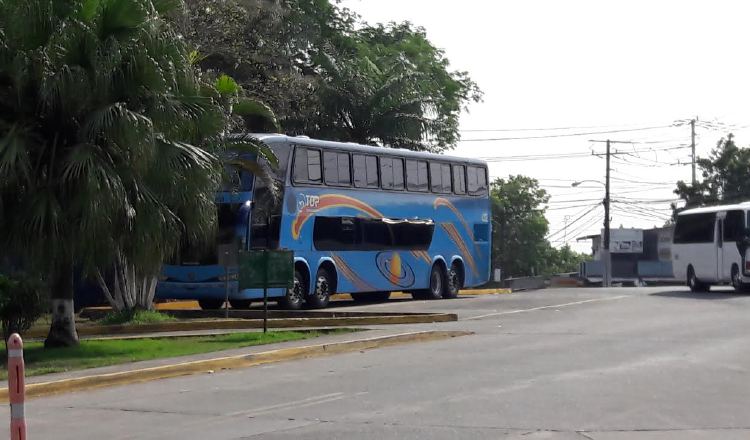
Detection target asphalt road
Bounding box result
[9,286,750,439]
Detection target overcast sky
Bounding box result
[340,0,750,252]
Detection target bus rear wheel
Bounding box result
[279,269,305,310]
[307,267,333,309]
[443,262,462,299]
[687,267,709,293]
[198,299,224,310]
[414,264,445,300]
[229,299,253,309]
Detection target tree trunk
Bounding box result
[98,253,157,312]
[45,260,79,347]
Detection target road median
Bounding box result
[25,311,457,339]
[0,330,471,401]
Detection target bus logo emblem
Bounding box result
[297,194,321,212]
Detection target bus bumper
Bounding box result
[155,281,287,301]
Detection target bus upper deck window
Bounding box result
[406,160,429,192]
[353,154,379,188]
[381,157,404,190]
[293,147,322,184]
[467,166,488,195]
[453,165,466,194]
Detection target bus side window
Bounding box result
[441,164,452,193]
[293,147,322,184]
[406,160,429,192]
[323,151,351,186]
[467,166,489,195]
[674,213,715,244]
[353,154,379,188]
[453,165,466,195]
[381,157,404,190]
[724,210,744,242]
[430,162,450,193]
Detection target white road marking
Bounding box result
[229,392,345,417]
[463,295,630,321]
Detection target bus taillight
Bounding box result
[746,260,750,272]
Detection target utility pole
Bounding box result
[563,215,571,245]
[589,139,630,288]
[690,118,696,185]
[603,140,611,288]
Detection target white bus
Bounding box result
[672,202,750,292]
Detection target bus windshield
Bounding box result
[221,165,253,193]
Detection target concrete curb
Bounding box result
[153,289,512,311]
[0,330,471,402]
[26,313,457,339]
[461,288,512,295]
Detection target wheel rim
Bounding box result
[316,276,330,301]
[288,277,304,305]
[688,271,696,288]
[448,268,459,294]
[431,270,442,295]
[733,268,741,288]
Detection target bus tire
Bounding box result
[731,265,749,293]
[279,269,306,310]
[198,299,224,310]
[443,262,462,299]
[307,267,333,309]
[416,264,446,300]
[229,299,253,309]
[687,266,709,293]
[351,291,391,302]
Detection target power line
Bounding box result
[460,122,672,133]
[546,204,601,240]
[461,125,676,142]
[562,214,604,242]
[480,144,691,162]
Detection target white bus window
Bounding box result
[674,213,715,244]
[724,210,744,241]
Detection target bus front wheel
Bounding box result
[687,267,709,293]
[731,265,749,293]
[307,267,333,309]
[279,269,306,310]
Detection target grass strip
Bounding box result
[0,330,348,379]
[98,309,176,325]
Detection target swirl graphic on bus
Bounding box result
[376,252,415,288]
[291,194,383,239]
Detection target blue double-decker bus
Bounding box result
[156,135,491,309]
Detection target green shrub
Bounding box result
[0,274,48,343]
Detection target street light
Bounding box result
[571,180,603,188]
[571,179,611,288]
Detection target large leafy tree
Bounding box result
[491,176,551,278]
[181,2,481,152]
[306,22,482,152]
[179,0,354,132]
[0,0,269,346]
[674,134,750,210]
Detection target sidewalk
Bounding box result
[20,324,458,386]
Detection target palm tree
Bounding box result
[0,0,274,346]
